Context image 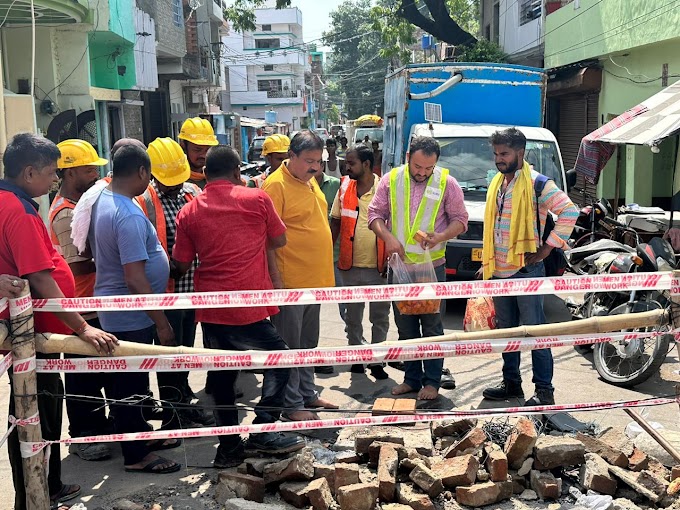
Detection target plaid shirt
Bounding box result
[152,181,197,293]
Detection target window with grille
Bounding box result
[519,0,541,26]
[172,0,182,27]
[261,24,272,31]
[264,64,274,71]
[256,38,280,49]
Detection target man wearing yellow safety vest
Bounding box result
[368,137,468,400]
[178,117,219,189]
[49,139,113,462]
[247,134,290,188]
[135,137,214,430]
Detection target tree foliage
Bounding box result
[322,0,390,119]
[456,39,508,63]
[327,104,341,124]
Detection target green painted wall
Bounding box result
[107,0,135,43]
[545,0,680,69]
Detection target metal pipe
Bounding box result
[409,73,462,100]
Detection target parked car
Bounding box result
[314,128,329,141]
[247,136,266,162]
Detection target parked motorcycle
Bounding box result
[565,236,675,387]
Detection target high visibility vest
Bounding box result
[135,182,201,292]
[337,176,386,273]
[48,194,96,298]
[389,164,448,264]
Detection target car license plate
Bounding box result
[471,248,483,262]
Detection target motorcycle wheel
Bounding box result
[593,300,671,388]
[572,231,610,249]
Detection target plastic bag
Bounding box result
[464,297,496,332]
[390,251,440,315]
[624,407,664,439]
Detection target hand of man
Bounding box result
[270,272,284,289]
[78,326,119,355]
[524,244,553,266]
[475,267,484,280]
[421,232,444,250]
[0,275,24,298]
[157,323,176,347]
[385,234,405,260]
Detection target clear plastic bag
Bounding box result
[464,297,496,332]
[390,251,441,315]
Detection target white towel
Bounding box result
[71,179,108,254]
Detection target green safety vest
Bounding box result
[389,164,448,264]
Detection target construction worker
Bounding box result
[135,137,214,430]
[247,133,290,188]
[49,139,112,462]
[178,117,219,189]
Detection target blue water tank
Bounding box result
[265,110,277,124]
[421,34,434,50]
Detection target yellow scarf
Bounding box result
[482,160,536,280]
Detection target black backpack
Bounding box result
[534,174,567,277]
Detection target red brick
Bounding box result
[432,419,477,437]
[396,483,435,510]
[305,478,335,510]
[432,455,479,488]
[334,463,360,493]
[263,449,315,484]
[336,482,378,510]
[373,398,395,416]
[392,399,417,415]
[215,472,265,504]
[409,462,444,498]
[576,432,629,468]
[598,427,634,457]
[486,450,508,482]
[455,481,513,507]
[579,453,617,496]
[533,436,585,470]
[378,444,399,502]
[529,470,561,500]
[672,465,680,481]
[504,418,537,469]
[628,447,649,472]
[444,427,487,458]
[368,441,406,467]
[280,482,310,508]
[314,464,336,496]
[355,433,404,455]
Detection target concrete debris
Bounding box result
[263,449,315,484]
[113,500,144,510]
[431,419,477,437]
[216,472,266,503]
[455,481,513,507]
[337,482,378,510]
[529,469,562,500]
[576,432,629,468]
[505,417,538,469]
[579,453,617,496]
[533,435,585,470]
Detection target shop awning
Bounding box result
[240,117,266,128]
[574,80,680,184]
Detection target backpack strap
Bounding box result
[533,174,551,245]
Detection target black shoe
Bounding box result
[181,405,215,426]
[214,441,246,469]
[369,365,389,380]
[245,432,306,454]
[315,366,334,374]
[525,389,555,406]
[440,368,456,390]
[388,361,405,371]
[350,364,365,374]
[482,380,524,401]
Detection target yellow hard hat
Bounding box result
[57,139,108,169]
[147,137,190,187]
[261,134,291,156]
[178,117,218,146]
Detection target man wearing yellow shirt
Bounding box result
[331,145,390,381]
[262,130,337,421]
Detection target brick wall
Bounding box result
[121,90,144,141]
[137,0,187,57]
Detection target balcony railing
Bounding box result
[266,90,299,98]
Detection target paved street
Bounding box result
[0,297,678,508]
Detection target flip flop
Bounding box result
[125,457,181,474]
[146,438,182,451]
[50,484,81,506]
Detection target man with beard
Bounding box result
[49,139,112,461]
[178,117,219,188]
[481,128,577,406]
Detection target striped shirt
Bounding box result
[491,169,578,279]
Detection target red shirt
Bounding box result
[173,179,286,325]
[0,182,75,334]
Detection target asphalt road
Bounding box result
[0,297,678,509]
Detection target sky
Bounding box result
[289,0,343,48]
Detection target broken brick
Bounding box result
[216,472,266,504]
[334,463,360,492]
[373,398,395,416]
[637,470,669,498]
[279,482,310,508]
[580,453,617,496]
[378,444,399,502]
[432,454,479,488]
[355,433,404,455]
[263,449,315,484]
[397,483,435,510]
[314,464,336,496]
[336,482,378,510]
[672,465,680,481]
[368,441,406,467]
[486,450,508,482]
[504,418,537,469]
[576,432,629,468]
[444,427,487,458]
[529,470,561,500]
[432,419,477,437]
[455,481,513,507]
[409,462,445,498]
[609,465,662,503]
[628,448,649,472]
[533,435,585,470]
[599,427,634,457]
[305,478,335,510]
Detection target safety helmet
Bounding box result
[57,139,108,169]
[147,137,190,187]
[178,117,218,146]
[261,134,291,156]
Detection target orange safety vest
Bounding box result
[135,182,201,292]
[48,194,96,299]
[337,176,386,273]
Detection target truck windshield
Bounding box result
[355,128,384,144]
[437,137,563,191]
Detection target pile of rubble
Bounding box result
[213,402,680,510]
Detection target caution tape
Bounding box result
[0,412,40,451]
[27,272,676,313]
[18,396,678,454]
[0,353,13,378]
[0,297,6,314]
[34,330,673,373]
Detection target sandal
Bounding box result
[50,484,81,506]
[146,438,182,451]
[125,457,181,474]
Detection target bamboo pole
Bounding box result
[9,282,49,510]
[0,307,669,356]
[624,409,680,463]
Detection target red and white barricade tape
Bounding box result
[0,412,40,451]
[18,396,678,455]
[0,297,7,314]
[34,330,674,373]
[27,273,675,313]
[0,353,13,377]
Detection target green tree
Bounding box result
[327,104,341,124]
[322,0,390,119]
[456,39,508,63]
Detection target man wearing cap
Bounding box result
[49,139,113,462]
[247,134,290,189]
[136,137,214,430]
[178,117,219,189]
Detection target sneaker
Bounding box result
[350,364,365,374]
[388,361,405,371]
[314,366,334,374]
[369,365,389,380]
[482,380,524,401]
[245,432,306,454]
[440,368,456,390]
[525,389,555,406]
[214,441,246,469]
[69,442,111,461]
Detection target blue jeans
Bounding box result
[392,264,446,391]
[492,262,553,391]
[201,320,290,450]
